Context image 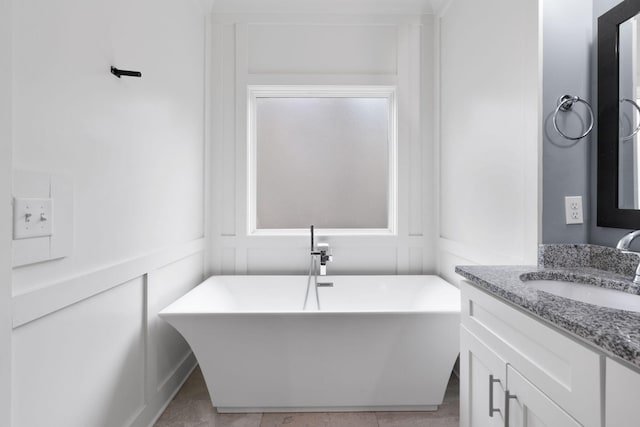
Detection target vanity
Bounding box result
[457,244,640,427]
[453,0,640,423]
[454,1,640,424]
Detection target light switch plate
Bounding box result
[13,197,53,239]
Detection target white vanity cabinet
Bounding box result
[460,327,506,426]
[461,327,581,427]
[505,366,581,427]
[605,358,640,427]
[460,280,603,427]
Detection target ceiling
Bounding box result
[209,0,449,15]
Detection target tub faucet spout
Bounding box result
[309,225,332,276]
[616,230,640,284]
[305,225,333,310]
[317,243,332,276]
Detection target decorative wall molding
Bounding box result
[0,0,13,425]
[433,0,455,17]
[438,238,528,266]
[437,237,533,287]
[435,0,540,283]
[13,238,205,328]
[194,0,216,14]
[210,0,438,15]
[130,353,197,427]
[209,14,435,276]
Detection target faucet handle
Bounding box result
[317,242,330,251]
[317,242,332,258]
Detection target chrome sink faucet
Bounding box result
[616,230,640,284]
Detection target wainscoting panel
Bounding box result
[12,277,146,427]
[13,239,205,328]
[147,252,204,394]
[247,23,399,75]
[11,241,205,427]
[246,247,310,275]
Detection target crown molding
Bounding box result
[432,0,455,17]
[195,0,216,14]
[210,0,439,15]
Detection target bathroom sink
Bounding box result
[523,279,640,312]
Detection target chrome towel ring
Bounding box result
[552,94,594,141]
[620,98,640,141]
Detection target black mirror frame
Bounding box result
[598,0,640,228]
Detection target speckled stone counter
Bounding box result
[456,244,640,369]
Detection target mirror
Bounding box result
[618,14,640,209]
[598,1,640,227]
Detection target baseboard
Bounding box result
[128,352,198,427]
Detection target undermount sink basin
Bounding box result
[524,279,640,312]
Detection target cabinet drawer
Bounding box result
[461,280,602,427]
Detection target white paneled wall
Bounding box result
[0,0,13,425]
[13,278,146,427]
[9,0,208,426]
[210,12,435,275]
[147,253,204,395]
[436,0,540,284]
[12,0,206,293]
[12,252,204,427]
[247,24,399,74]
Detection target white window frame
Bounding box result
[247,85,398,236]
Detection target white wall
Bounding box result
[436,0,540,284]
[210,12,435,275]
[10,0,208,426]
[0,0,13,425]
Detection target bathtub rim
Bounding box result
[158,274,461,316]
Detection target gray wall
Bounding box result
[542,0,593,244]
[590,0,638,248]
[542,0,638,248]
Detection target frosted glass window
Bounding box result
[249,87,396,233]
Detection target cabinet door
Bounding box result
[606,358,640,427]
[505,365,581,427]
[461,326,506,427]
[461,281,601,426]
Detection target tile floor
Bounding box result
[154,366,460,427]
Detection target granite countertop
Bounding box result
[455,244,640,369]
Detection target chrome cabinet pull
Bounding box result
[504,390,517,427]
[489,375,501,417]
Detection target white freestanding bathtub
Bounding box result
[159,275,460,413]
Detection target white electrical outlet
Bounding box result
[564,196,584,224]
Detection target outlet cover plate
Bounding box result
[565,196,584,225]
[13,197,53,239]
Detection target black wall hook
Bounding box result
[110,66,142,79]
